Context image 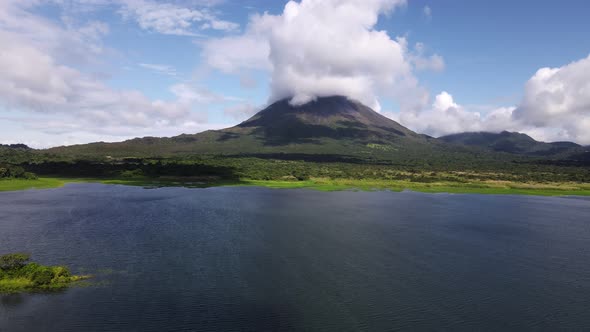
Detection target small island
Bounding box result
[0,253,89,294]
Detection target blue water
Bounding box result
[1,184,590,331]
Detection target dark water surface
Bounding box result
[1,184,589,331]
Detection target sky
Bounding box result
[1,0,590,148]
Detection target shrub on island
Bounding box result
[0,253,89,294]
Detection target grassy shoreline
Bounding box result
[1,177,590,196]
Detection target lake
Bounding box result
[1,184,590,331]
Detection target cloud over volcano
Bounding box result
[203,0,442,112]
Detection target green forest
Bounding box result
[1,143,589,195]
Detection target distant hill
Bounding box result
[0,144,36,165]
[0,143,31,150]
[438,131,583,157]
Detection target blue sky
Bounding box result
[1,0,589,147]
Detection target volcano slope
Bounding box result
[47,96,483,164]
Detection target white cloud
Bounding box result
[0,1,111,67]
[0,33,197,128]
[0,114,227,148]
[239,74,258,89]
[139,63,178,76]
[223,103,258,121]
[395,91,507,137]
[118,0,238,36]
[395,92,588,145]
[0,1,220,146]
[202,0,444,112]
[412,54,444,72]
[423,5,432,20]
[409,42,444,72]
[512,55,590,144]
[5,0,587,147]
[393,91,520,137]
[201,13,276,72]
[393,90,548,141]
[392,55,590,144]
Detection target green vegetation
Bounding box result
[0,253,89,294]
[0,178,68,192]
[0,164,37,180]
[0,96,587,197]
[1,172,589,196]
[1,142,589,195]
[1,141,589,196]
[234,178,590,196]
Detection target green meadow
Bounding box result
[2,176,590,196]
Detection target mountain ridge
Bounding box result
[43,96,586,164]
[439,131,583,157]
[0,144,32,150]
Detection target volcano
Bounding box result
[48,96,436,159]
[222,96,424,144]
